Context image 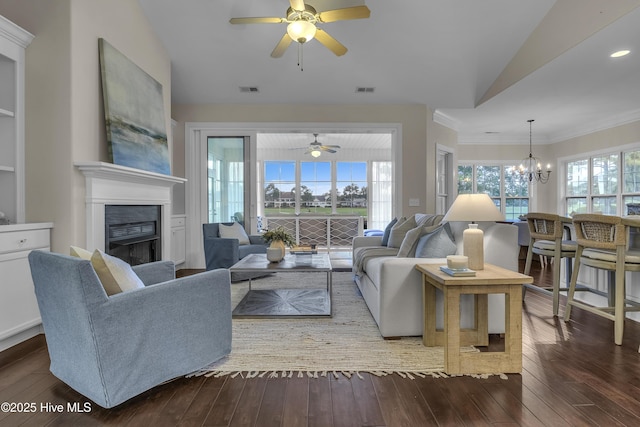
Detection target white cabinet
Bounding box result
[0,223,53,351]
[171,215,186,266]
[0,15,33,225]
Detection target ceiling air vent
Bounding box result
[355,87,375,93]
[239,86,259,93]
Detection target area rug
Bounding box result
[191,272,487,380]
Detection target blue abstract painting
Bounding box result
[99,39,170,175]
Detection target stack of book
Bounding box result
[439,266,476,277]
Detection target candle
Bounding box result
[447,255,468,270]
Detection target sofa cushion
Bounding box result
[397,224,441,257]
[91,249,145,296]
[380,218,398,246]
[387,216,417,248]
[219,222,250,245]
[415,214,444,227]
[415,223,457,258]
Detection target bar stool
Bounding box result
[564,214,640,345]
[523,213,577,316]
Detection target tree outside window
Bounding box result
[457,164,529,220]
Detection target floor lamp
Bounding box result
[442,194,505,270]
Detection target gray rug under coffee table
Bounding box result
[229,253,333,317]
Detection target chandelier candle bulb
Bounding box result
[446,255,468,270]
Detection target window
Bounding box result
[457,164,529,220]
[336,162,367,214]
[564,148,640,216]
[207,136,245,224]
[261,160,388,228]
[370,161,393,230]
[300,161,331,213]
[264,161,295,215]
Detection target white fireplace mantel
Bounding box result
[75,161,186,260]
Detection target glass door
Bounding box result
[207,137,246,225]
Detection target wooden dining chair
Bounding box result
[564,214,640,345]
[523,213,577,316]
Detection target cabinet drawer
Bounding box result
[0,229,51,253]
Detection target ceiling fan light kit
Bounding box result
[292,133,341,157]
[230,0,370,68]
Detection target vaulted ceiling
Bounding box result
[138,0,640,144]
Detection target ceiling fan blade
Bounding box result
[230,17,284,24]
[321,145,341,149]
[318,5,371,23]
[271,34,293,58]
[289,0,305,12]
[321,147,337,153]
[315,29,347,56]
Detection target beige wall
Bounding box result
[0,0,171,254]
[172,103,434,217]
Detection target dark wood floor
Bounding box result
[3,261,640,426]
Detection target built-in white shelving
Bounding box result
[0,15,33,225]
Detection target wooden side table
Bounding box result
[415,263,533,375]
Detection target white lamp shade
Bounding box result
[287,20,316,43]
[310,149,321,157]
[442,193,504,270]
[442,193,505,223]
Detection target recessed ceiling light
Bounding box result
[610,50,630,58]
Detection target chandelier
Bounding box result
[515,119,551,184]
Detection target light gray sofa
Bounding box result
[353,217,519,338]
[28,251,232,408]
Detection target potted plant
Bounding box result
[262,226,295,261]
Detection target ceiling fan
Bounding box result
[229,0,370,58]
[295,134,341,157]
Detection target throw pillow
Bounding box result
[91,249,145,296]
[380,218,398,246]
[415,223,457,258]
[219,222,250,245]
[397,224,441,257]
[387,216,417,248]
[70,246,92,260]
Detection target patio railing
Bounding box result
[262,216,364,251]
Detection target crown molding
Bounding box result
[549,109,640,143]
[0,15,34,49]
[454,109,640,145]
[433,110,461,131]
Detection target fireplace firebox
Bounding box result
[105,205,161,266]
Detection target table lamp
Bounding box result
[442,194,505,270]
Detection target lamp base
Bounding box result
[463,224,484,270]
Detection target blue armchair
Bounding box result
[28,251,232,408]
[203,222,267,271]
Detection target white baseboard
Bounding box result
[0,324,44,352]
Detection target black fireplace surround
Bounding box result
[104,205,161,266]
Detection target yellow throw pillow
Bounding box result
[90,249,145,296]
[70,245,93,260]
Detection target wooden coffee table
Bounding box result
[415,263,532,375]
[230,253,333,318]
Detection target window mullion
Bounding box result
[295,160,301,215]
